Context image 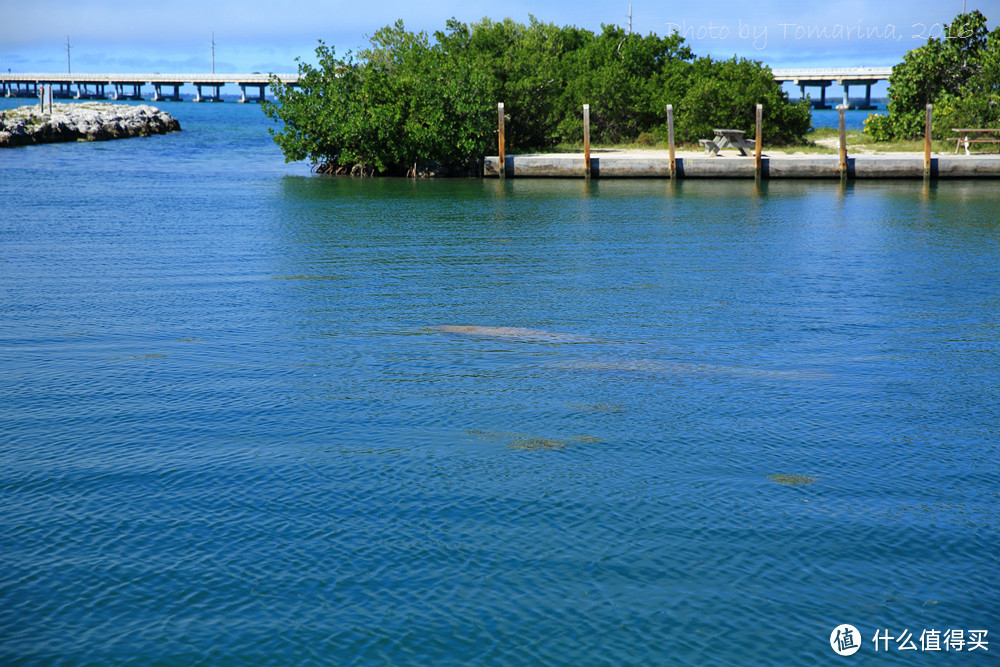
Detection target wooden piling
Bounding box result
[498,103,505,180]
[838,107,848,181]
[755,103,763,178]
[583,104,591,179]
[924,103,933,179]
[666,104,676,179]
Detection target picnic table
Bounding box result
[699,129,756,156]
[952,128,1000,155]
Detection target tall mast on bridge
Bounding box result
[66,36,71,74]
[212,32,215,74]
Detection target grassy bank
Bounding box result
[529,127,977,155]
[794,127,959,155]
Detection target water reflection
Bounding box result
[7,97,1000,666]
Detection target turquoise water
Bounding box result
[2,100,999,665]
[811,106,884,131]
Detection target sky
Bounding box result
[1,0,997,97]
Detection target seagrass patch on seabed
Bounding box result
[272,274,344,281]
[767,474,817,486]
[572,402,627,414]
[431,325,595,343]
[548,358,830,381]
[467,429,601,451]
[106,353,168,360]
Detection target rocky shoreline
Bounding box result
[0,102,180,147]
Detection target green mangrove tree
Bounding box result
[264,17,811,175]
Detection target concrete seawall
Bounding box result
[484,152,1000,179]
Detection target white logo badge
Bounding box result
[831,624,862,656]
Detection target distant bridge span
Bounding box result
[2,68,892,108]
[0,73,300,102]
[772,67,893,109]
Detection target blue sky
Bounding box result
[2,0,996,83]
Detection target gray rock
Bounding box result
[0,102,181,147]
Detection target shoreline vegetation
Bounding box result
[264,17,812,177]
[0,102,180,147]
[863,10,998,142]
[265,11,999,177]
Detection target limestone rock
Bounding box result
[0,102,181,147]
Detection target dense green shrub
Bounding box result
[671,57,811,145]
[263,23,494,175]
[264,17,813,175]
[550,25,694,144]
[864,11,1000,141]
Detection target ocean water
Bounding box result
[1,99,999,665]
[811,106,884,131]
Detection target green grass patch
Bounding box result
[527,129,957,155]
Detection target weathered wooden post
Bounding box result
[666,104,676,179]
[498,103,506,180]
[583,104,591,179]
[924,103,933,180]
[838,106,848,181]
[755,103,763,179]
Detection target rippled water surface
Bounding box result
[2,100,999,665]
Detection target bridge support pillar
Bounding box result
[838,78,878,110]
[194,84,223,102]
[112,83,143,100]
[238,83,266,103]
[9,82,32,97]
[796,79,832,109]
[74,83,107,100]
[152,83,183,102]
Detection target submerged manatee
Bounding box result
[431,325,593,343]
[434,327,825,379]
[546,358,827,381]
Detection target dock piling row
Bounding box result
[484,100,996,180]
[666,104,676,179]
[497,103,505,180]
[839,106,848,181]
[924,104,933,179]
[755,104,763,179]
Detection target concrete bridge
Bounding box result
[772,67,893,109]
[0,73,299,103]
[3,68,892,109]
